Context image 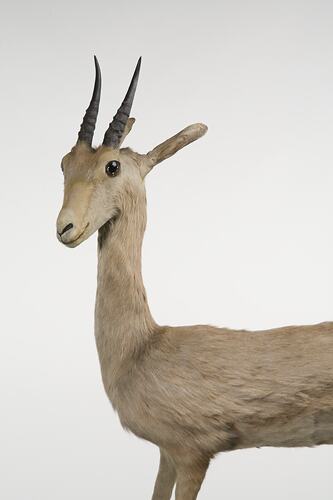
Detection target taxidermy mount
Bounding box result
[57,56,333,500]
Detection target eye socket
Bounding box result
[105,160,121,177]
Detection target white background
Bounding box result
[1,0,333,498]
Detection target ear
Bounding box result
[119,117,136,147]
[141,123,208,177]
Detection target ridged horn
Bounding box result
[77,56,101,146]
[103,57,141,148]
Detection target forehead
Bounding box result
[61,145,142,182]
[62,144,117,167]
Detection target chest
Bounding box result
[94,332,157,440]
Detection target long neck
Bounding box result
[95,187,157,379]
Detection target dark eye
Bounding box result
[105,160,120,177]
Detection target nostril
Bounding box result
[59,223,74,236]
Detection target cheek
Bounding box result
[87,183,119,225]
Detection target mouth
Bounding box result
[61,223,90,247]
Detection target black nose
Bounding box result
[58,223,74,236]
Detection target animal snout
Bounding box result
[57,208,89,246]
[57,218,76,241]
[58,223,74,236]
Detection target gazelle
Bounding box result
[57,57,333,500]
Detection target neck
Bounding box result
[95,188,157,379]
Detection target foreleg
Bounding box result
[151,448,176,500]
[174,458,209,500]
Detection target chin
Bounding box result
[58,225,93,248]
[62,238,86,248]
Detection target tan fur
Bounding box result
[57,120,333,500]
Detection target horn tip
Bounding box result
[94,55,99,68]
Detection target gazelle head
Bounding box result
[57,57,207,248]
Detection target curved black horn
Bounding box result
[103,57,141,148]
[77,56,101,146]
